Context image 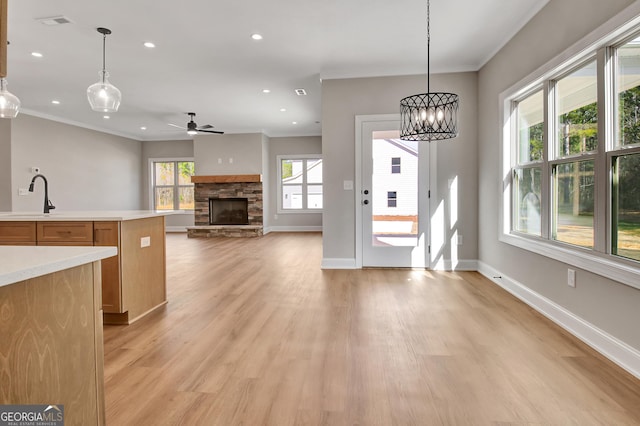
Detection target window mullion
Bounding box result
[594,47,612,253]
[542,80,553,239]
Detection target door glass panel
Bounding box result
[370,133,418,247]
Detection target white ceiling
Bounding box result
[6,0,549,141]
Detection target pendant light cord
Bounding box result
[102,33,107,75]
[427,0,430,95]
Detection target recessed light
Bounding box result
[251,34,263,40]
[140,126,147,130]
[295,88,307,96]
[103,115,110,119]
[280,108,286,112]
[51,100,60,105]
[143,42,156,48]
[262,89,271,93]
[292,121,297,125]
[31,52,43,58]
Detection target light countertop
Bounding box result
[0,210,176,221]
[0,246,118,288]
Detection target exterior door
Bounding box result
[359,118,428,267]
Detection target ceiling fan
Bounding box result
[168,112,224,135]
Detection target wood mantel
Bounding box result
[191,174,262,183]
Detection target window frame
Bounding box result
[276,154,323,214]
[499,8,640,290]
[149,157,195,213]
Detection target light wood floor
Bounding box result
[103,232,640,425]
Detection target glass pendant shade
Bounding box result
[0,78,20,118]
[87,70,121,112]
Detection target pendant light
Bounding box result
[0,0,20,118]
[400,0,458,141]
[87,27,121,112]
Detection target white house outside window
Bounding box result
[278,155,323,212]
[152,160,195,210]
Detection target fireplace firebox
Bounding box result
[209,198,249,225]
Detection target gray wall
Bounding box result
[478,0,640,349]
[0,119,11,210]
[142,139,195,228]
[193,133,264,175]
[11,114,142,211]
[321,73,478,264]
[267,136,322,231]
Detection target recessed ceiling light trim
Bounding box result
[31,52,43,58]
[51,100,60,105]
[143,42,156,48]
[251,34,263,40]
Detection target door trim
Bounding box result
[355,114,437,268]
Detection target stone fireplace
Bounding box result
[187,174,263,238]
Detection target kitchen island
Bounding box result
[0,245,117,426]
[0,211,172,324]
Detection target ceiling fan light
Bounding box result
[87,71,121,112]
[0,78,21,118]
[187,129,198,135]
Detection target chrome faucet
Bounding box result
[29,174,56,214]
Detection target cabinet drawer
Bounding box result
[0,222,37,245]
[37,221,94,244]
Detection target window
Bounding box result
[151,160,195,210]
[501,19,640,289]
[391,157,401,174]
[387,191,397,208]
[277,155,323,212]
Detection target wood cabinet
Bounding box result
[0,261,106,425]
[0,216,167,325]
[94,222,122,314]
[0,221,36,245]
[36,221,94,245]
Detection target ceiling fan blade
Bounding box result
[198,129,225,134]
[198,124,214,130]
[168,123,187,130]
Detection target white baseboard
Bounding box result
[431,259,478,271]
[477,261,640,380]
[165,226,188,233]
[321,258,357,269]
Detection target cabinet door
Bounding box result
[94,222,122,313]
[0,222,36,245]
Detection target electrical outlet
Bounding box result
[140,236,151,248]
[18,188,28,196]
[567,269,576,288]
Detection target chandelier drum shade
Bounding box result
[87,27,121,112]
[400,92,458,141]
[0,0,20,118]
[400,0,459,141]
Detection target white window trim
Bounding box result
[499,2,640,290]
[276,154,323,214]
[148,157,195,214]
